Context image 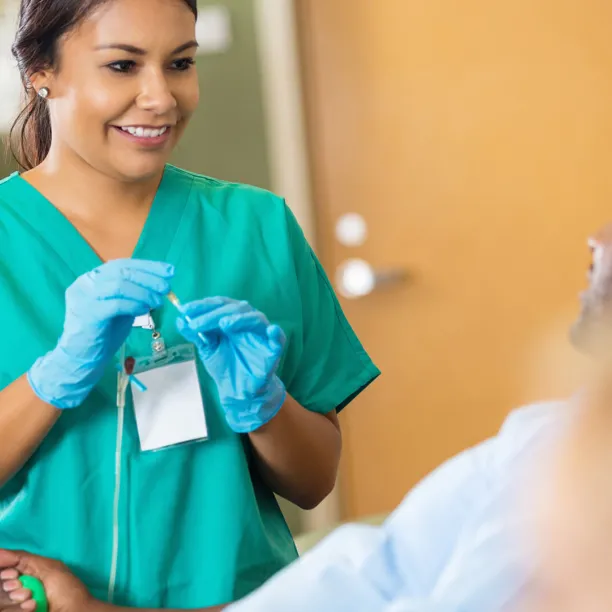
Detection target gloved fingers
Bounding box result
[94,281,166,311]
[176,318,221,354]
[176,316,198,342]
[97,298,159,319]
[220,317,285,376]
[186,302,255,334]
[266,325,287,352]
[95,259,175,279]
[118,268,173,293]
[75,263,173,307]
[218,311,270,336]
[179,296,245,318]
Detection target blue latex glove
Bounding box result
[175,297,287,433]
[28,259,174,409]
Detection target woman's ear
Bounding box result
[28,70,53,98]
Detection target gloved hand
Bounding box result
[175,297,287,433]
[28,259,174,409]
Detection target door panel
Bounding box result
[298,0,612,519]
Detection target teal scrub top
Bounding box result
[0,165,380,608]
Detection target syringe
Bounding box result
[166,291,209,344]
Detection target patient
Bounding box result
[2,225,612,611]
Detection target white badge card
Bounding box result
[133,313,155,329]
[130,345,208,452]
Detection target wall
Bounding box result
[298,0,612,519]
[171,0,271,189]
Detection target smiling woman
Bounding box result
[11,0,199,178]
[0,0,379,610]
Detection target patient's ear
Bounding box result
[569,225,612,357]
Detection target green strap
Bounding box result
[19,576,48,612]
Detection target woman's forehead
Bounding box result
[66,0,195,46]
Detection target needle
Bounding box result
[166,290,209,344]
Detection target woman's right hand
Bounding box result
[27,259,174,410]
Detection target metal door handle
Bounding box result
[336,259,408,299]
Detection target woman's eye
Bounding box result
[107,60,137,74]
[172,57,195,71]
[106,58,194,74]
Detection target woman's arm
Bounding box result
[0,375,61,487]
[0,261,176,489]
[175,297,344,510]
[248,394,342,509]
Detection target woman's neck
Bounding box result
[23,149,164,262]
[24,148,163,225]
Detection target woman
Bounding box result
[0,0,379,609]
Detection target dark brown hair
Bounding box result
[9,0,198,170]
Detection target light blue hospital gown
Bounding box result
[227,400,569,612]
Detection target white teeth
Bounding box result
[120,126,168,138]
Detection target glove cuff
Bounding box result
[224,376,287,434]
[27,346,99,410]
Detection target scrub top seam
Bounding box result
[311,252,381,377]
[158,171,197,265]
[279,196,377,373]
[305,365,381,415]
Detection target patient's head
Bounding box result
[570,223,612,355]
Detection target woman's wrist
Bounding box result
[27,345,96,410]
[223,375,286,433]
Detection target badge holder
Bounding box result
[129,334,209,453]
[130,342,198,375]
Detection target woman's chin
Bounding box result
[108,155,171,183]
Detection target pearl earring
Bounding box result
[38,87,49,99]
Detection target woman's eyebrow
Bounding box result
[94,40,199,55]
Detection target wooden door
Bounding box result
[297,0,612,519]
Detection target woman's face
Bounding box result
[42,0,199,181]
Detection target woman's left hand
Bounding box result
[176,297,287,433]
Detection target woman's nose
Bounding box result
[137,70,178,114]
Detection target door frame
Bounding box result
[253,0,342,532]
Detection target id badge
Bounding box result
[130,344,208,452]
